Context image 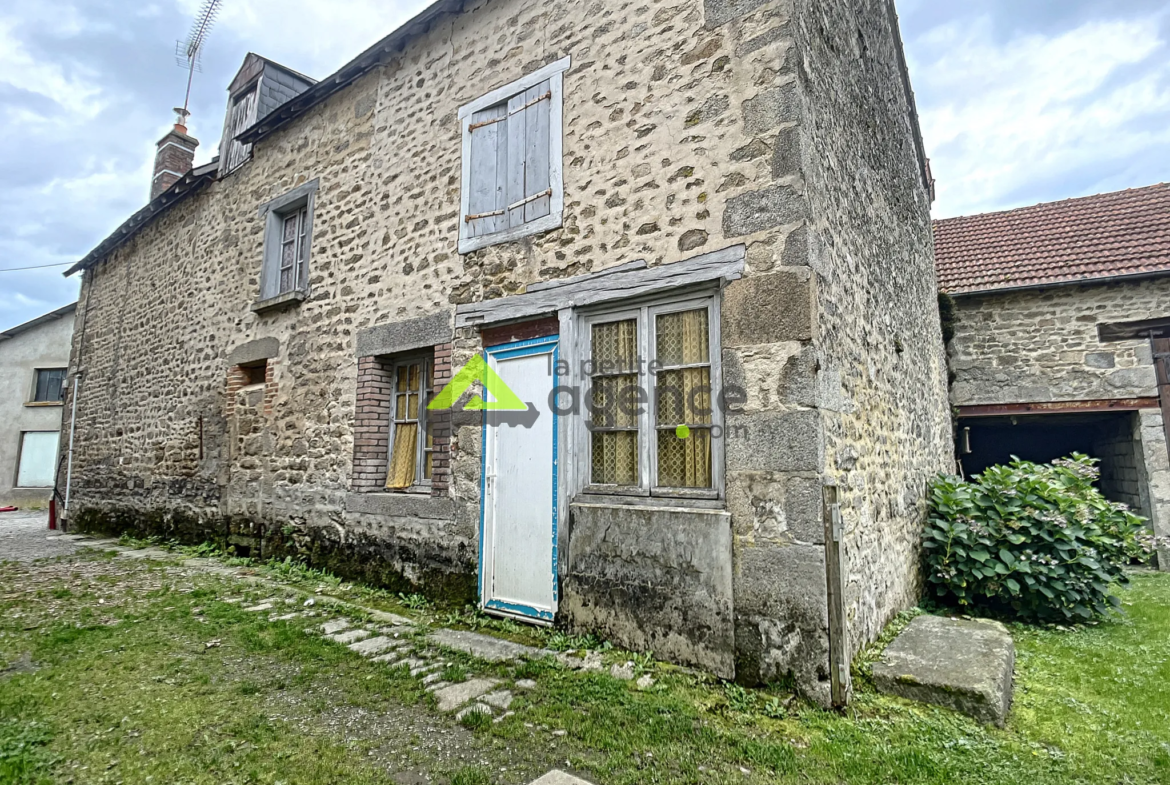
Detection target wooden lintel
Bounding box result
[958,398,1161,418]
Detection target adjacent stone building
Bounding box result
[60,0,952,705]
[0,304,76,508]
[936,183,1170,569]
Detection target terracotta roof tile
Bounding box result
[933,183,1170,295]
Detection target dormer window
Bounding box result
[218,54,316,177]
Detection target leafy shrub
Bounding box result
[925,454,1153,622]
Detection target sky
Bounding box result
[0,0,1167,331]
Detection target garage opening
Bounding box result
[958,411,1151,519]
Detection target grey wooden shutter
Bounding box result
[505,80,552,228]
[466,104,508,238]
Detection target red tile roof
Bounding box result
[933,183,1170,295]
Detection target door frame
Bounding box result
[478,334,560,624]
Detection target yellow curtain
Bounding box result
[656,309,712,488]
[591,319,639,486]
[386,423,418,489]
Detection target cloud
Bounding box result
[902,7,1170,217]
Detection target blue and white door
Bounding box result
[480,336,559,623]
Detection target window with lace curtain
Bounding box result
[386,358,436,491]
[584,294,722,498]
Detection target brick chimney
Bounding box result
[151,108,199,200]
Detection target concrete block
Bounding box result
[872,615,1014,727]
[723,184,806,238]
[227,337,280,366]
[562,502,735,678]
[725,409,822,473]
[344,492,454,520]
[356,310,453,358]
[721,269,813,346]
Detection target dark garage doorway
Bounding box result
[958,411,1152,520]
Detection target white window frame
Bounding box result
[576,289,724,501]
[457,56,570,255]
[386,355,434,493]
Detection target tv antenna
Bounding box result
[173,0,224,127]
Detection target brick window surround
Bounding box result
[226,360,278,418]
[353,344,452,496]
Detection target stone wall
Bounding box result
[61,0,948,702]
[786,0,954,688]
[949,278,1170,569]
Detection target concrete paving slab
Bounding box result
[528,771,594,785]
[348,635,399,657]
[329,629,372,645]
[433,679,500,712]
[243,603,274,612]
[872,615,1014,726]
[428,628,548,663]
[321,619,351,635]
[482,690,513,710]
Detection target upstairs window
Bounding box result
[257,180,318,305]
[32,368,67,403]
[458,56,569,254]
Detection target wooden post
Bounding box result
[823,484,851,707]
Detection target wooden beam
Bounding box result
[1098,317,1170,342]
[823,485,851,708]
[454,245,745,329]
[957,398,1161,418]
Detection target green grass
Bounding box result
[3,552,1169,784]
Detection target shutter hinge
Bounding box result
[507,188,553,212]
[469,115,506,131]
[465,209,505,223]
[509,91,552,116]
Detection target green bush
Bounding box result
[925,454,1154,622]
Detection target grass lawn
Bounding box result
[2,547,1168,785]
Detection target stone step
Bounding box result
[872,614,1015,727]
[528,771,594,785]
[433,679,500,712]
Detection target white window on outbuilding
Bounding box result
[458,56,570,254]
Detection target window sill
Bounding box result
[458,212,562,255]
[574,493,725,511]
[252,290,306,314]
[24,401,64,408]
[345,491,453,521]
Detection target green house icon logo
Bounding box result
[428,355,527,412]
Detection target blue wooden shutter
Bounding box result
[466,104,508,238]
[505,80,553,229]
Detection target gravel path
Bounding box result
[0,511,89,562]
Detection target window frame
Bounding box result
[457,56,570,255]
[578,289,724,501]
[385,355,435,493]
[30,368,67,404]
[258,179,318,303]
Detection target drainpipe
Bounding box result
[63,373,80,523]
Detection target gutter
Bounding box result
[945,268,1170,298]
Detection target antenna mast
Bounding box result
[174,0,224,128]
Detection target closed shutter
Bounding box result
[466,104,508,238]
[506,79,552,228]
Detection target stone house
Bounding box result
[0,304,76,509]
[60,0,953,705]
[935,183,1170,569]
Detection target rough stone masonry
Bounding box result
[60,0,952,705]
